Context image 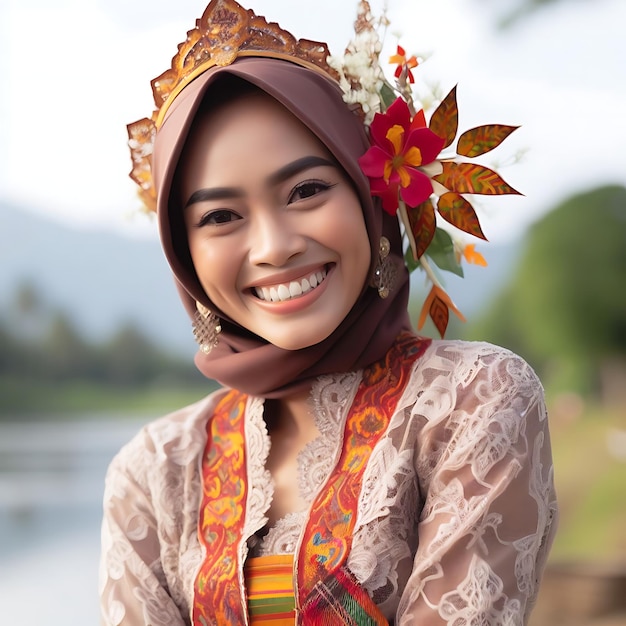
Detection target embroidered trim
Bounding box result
[193,390,249,625]
[297,334,430,605]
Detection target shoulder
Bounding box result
[416,338,542,394]
[399,340,550,488]
[106,387,231,486]
[401,338,546,427]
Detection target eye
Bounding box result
[288,180,334,204]
[198,209,242,227]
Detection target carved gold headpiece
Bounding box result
[127,0,339,213]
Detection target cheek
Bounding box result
[188,237,236,304]
[330,198,372,277]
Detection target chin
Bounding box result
[264,328,335,352]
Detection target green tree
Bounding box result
[0,319,19,373]
[7,280,50,340]
[41,312,93,381]
[468,185,626,397]
[101,322,169,385]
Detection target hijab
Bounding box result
[152,57,411,397]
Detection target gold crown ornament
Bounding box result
[127,0,339,213]
[128,0,521,337]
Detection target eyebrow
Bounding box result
[184,155,337,209]
[184,187,242,207]
[266,155,337,187]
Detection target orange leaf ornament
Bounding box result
[417,284,466,337]
[437,192,486,240]
[434,162,521,196]
[402,199,437,260]
[462,244,487,266]
[457,124,519,158]
[429,85,458,150]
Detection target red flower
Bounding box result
[389,45,418,83]
[358,98,445,215]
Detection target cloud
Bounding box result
[1,0,625,242]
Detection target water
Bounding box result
[0,416,151,625]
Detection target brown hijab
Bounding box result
[152,57,411,397]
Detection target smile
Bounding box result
[253,268,328,302]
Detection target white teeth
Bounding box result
[254,268,327,302]
[289,281,303,297]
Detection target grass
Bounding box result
[0,377,215,419]
[547,400,626,562]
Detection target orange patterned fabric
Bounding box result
[297,333,428,606]
[193,390,249,624]
[193,334,430,624]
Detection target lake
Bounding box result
[0,416,152,624]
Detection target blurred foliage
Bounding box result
[0,282,208,415]
[466,185,626,398]
[548,403,626,562]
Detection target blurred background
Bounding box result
[1,0,625,624]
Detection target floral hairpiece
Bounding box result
[128,0,520,338]
[329,1,521,337]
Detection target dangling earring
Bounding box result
[192,301,221,355]
[371,236,396,299]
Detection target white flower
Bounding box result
[327,1,387,125]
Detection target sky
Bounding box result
[1,0,625,244]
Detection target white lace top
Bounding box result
[99,339,558,625]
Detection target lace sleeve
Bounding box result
[99,432,189,626]
[397,345,558,625]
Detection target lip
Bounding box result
[246,263,330,290]
[248,264,334,314]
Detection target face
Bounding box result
[179,92,371,351]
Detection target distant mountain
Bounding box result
[0,201,196,356]
[0,201,522,353]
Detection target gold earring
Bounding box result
[371,236,396,299]
[192,302,221,354]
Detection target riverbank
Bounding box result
[0,377,215,419]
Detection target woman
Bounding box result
[101,1,557,624]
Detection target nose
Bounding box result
[248,209,307,266]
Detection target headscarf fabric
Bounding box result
[152,57,411,397]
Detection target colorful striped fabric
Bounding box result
[301,566,389,625]
[245,554,296,624]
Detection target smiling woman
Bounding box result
[179,87,371,351]
[100,1,558,624]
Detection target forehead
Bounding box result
[195,90,325,147]
[178,91,333,187]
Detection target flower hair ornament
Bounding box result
[328,1,521,337]
[128,0,520,339]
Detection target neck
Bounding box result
[265,386,315,436]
